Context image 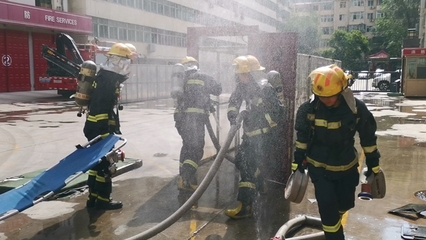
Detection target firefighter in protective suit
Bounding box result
[293,65,381,239]
[267,70,284,105]
[84,43,134,210]
[225,56,283,219]
[174,56,222,192]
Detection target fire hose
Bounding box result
[271,215,325,240]
[205,114,235,163]
[125,110,247,240]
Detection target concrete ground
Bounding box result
[0,90,426,240]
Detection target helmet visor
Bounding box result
[183,62,198,71]
[101,55,131,76]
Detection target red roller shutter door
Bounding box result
[0,30,7,92]
[6,30,30,92]
[33,33,55,90]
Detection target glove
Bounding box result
[365,158,380,177]
[292,159,307,173]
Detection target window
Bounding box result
[321,3,333,10]
[164,5,170,16]
[150,1,157,13]
[136,0,143,9]
[99,25,108,38]
[35,0,52,8]
[109,26,118,39]
[351,12,364,20]
[339,14,345,21]
[367,13,373,19]
[338,26,347,31]
[127,0,135,7]
[93,23,99,37]
[128,30,135,41]
[368,0,374,6]
[144,32,151,43]
[322,27,334,35]
[143,0,150,11]
[119,28,127,40]
[376,11,384,18]
[351,0,364,7]
[136,31,144,42]
[321,15,334,22]
[340,1,346,8]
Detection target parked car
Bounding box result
[372,69,401,91]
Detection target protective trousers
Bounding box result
[309,167,359,240]
[235,133,270,205]
[87,159,113,204]
[175,113,206,184]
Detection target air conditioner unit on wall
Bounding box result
[147,44,156,53]
[370,6,376,9]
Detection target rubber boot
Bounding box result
[225,201,253,219]
[95,199,123,210]
[177,176,198,192]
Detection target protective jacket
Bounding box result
[84,69,126,140]
[294,96,380,179]
[174,69,222,192]
[83,68,127,209]
[174,70,222,117]
[227,79,283,137]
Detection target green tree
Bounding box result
[282,15,320,54]
[374,0,420,57]
[322,30,370,71]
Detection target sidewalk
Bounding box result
[0,90,64,104]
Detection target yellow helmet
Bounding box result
[107,43,132,59]
[310,66,344,97]
[232,56,251,74]
[181,56,198,65]
[246,55,265,71]
[327,64,348,89]
[124,43,137,53]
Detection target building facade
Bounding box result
[293,0,384,48]
[0,0,291,93]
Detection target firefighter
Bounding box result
[293,65,381,239]
[84,43,134,210]
[265,69,288,183]
[174,56,222,192]
[225,56,283,219]
[267,70,284,105]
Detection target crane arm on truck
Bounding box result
[41,45,81,78]
[41,33,83,78]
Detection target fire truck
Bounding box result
[38,33,110,97]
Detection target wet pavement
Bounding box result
[1,91,426,239]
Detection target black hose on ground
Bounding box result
[125,111,247,240]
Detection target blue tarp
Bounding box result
[0,135,120,221]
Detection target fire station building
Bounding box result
[0,1,92,92]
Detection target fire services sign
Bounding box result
[0,1,92,34]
